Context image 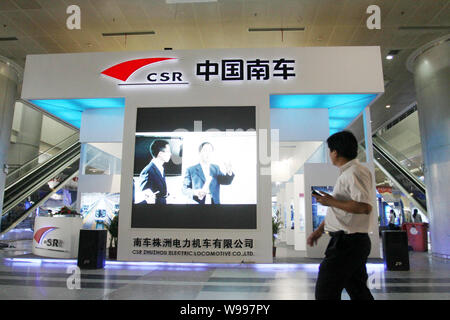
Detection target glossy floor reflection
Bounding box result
[0,239,448,300]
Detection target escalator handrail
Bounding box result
[373,135,423,175]
[5,141,80,191]
[3,143,80,208]
[373,157,427,215]
[2,149,81,216]
[2,145,81,210]
[0,161,80,235]
[373,142,426,194]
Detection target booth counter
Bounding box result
[32,216,83,258]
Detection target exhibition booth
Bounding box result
[21,46,384,263]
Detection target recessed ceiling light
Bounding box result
[385,105,391,109]
[386,49,400,60]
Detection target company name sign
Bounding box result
[101,57,296,87]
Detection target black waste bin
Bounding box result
[77,229,107,269]
[382,230,410,271]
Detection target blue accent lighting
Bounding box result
[29,98,126,128]
[270,93,378,135]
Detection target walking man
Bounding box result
[307,130,375,300]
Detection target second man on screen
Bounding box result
[182,142,234,205]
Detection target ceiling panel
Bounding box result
[327,26,357,46]
[383,0,423,27]
[140,0,177,24]
[0,0,19,11]
[0,0,446,137]
[88,0,130,32]
[305,25,334,46]
[29,35,65,53]
[430,3,450,24]
[114,0,154,30]
[12,0,42,10]
[24,9,65,36]
[218,0,243,24]
[410,0,449,25]
[1,10,45,37]
[312,0,345,26]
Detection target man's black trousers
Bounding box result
[315,232,374,300]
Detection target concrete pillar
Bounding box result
[0,56,22,217]
[407,35,450,259]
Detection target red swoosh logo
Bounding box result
[34,227,57,244]
[101,58,176,81]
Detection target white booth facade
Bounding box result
[21,46,384,263]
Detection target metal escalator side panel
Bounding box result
[5,132,80,188]
[2,145,81,215]
[2,143,81,209]
[373,147,427,213]
[5,142,81,192]
[372,141,426,193]
[0,159,80,235]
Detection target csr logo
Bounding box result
[43,238,63,248]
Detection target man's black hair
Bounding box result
[326,130,358,160]
[199,142,214,152]
[150,139,169,158]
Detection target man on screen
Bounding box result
[139,139,171,205]
[182,142,234,204]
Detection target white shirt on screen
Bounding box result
[324,159,374,234]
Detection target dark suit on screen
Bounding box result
[182,163,234,204]
[139,162,167,205]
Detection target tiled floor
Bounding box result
[0,238,448,300]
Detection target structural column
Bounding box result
[0,56,22,217]
[407,35,450,259]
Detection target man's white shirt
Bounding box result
[324,159,374,234]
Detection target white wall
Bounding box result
[271,109,329,141]
[294,174,306,251]
[80,108,124,143]
[285,182,295,245]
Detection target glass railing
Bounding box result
[372,143,427,212]
[373,135,424,181]
[1,158,80,234]
[6,99,79,187]
[3,141,81,212]
[5,132,80,187]
[373,107,424,183]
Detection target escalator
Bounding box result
[371,139,427,215]
[1,141,81,234]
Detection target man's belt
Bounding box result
[326,231,368,237]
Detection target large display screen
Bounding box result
[132,107,257,229]
[311,186,334,231]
